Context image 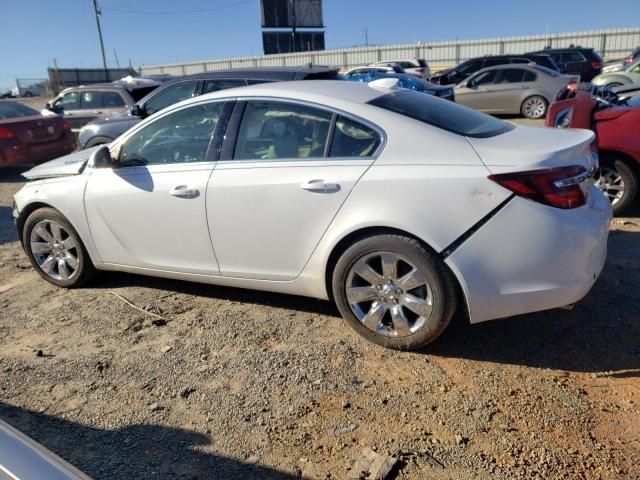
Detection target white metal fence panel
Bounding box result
[140,28,640,76]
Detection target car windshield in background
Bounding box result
[534,65,561,77]
[0,102,39,120]
[369,90,513,138]
[129,86,160,102]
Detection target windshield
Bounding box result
[0,102,39,120]
[369,90,513,138]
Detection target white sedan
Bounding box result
[13,80,611,350]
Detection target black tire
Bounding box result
[332,234,457,350]
[22,207,95,288]
[85,136,114,148]
[23,91,33,98]
[597,158,639,216]
[520,95,548,119]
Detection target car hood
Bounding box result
[22,146,100,180]
[467,125,595,173]
[430,68,453,78]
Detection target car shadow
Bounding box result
[427,229,640,375]
[0,206,18,244]
[89,271,339,317]
[0,402,298,480]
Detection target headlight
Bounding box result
[554,106,573,128]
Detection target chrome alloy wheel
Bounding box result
[29,220,80,281]
[595,166,625,206]
[345,252,433,338]
[522,96,546,119]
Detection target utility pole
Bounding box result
[363,26,369,47]
[290,0,296,53]
[92,0,109,79]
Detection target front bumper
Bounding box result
[445,187,611,323]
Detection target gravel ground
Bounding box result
[1,120,639,479]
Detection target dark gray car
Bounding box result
[77,66,341,149]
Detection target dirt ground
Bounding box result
[1,149,639,479]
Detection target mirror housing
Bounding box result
[130,104,145,117]
[89,145,115,169]
[46,101,62,113]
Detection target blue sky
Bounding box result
[1,0,639,89]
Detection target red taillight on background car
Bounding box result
[62,120,71,131]
[0,126,15,140]
[416,67,425,73]
[489,166,588,209]
[624,56,633,64]
[591,60,602,69]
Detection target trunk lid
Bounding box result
[0,115,66,145]
[466,125,596,175]
[22,146,100,180]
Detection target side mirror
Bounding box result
[130,104,145,118]
[46,101,62,113]
[89,145,115,169]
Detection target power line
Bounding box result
[105,0,254,15]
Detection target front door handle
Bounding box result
[169,185,199,197]
[93,110,103,114]
[300,179,340,193]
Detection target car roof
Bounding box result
[174,80,386,110]
[173,66,340,82]
[471,63,542,74]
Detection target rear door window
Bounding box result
[523,71,536,82]
[80,91,103,110]
[102,91,126,107]
[497,69,525,83]
[233,101,331,160]
[144,80,198,115]
[329,117,380,158]
[561,51,586,63]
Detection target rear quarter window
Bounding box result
[369,90,513,138]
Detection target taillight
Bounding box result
[591,60,602,69]
[0,126,15,140]
[624,56,632,64]
[489,166,588,209]
[416,67,425,73]
[62,120,71,130]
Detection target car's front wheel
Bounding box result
[521,95,548,119]
[595,158,638,216]
[22,208,95,288]
[332,234,457,350]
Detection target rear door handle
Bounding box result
[93,110,103,114]
[300,179,340,193]
[169,185,199,197]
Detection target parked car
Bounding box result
[455,64,577,119]
[370,58,430,79]
[429,53,559,85]
[0,418,90,480]
[529,47,603,82]
[343,64,406,76]
[14,80,609,350]
[606,47,640,72]
[1,88,15,98]
[591,57,640,88]
[77,66,342,150]
[546,83,640,215]
[0,101,75,167]
[343,71,454,100]
[45,82,162,134]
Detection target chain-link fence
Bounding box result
[139,27,640,76]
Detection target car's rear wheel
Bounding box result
[521,95,548,119]
[23,91,33,98]
[596,158,638,215]
[332,234,457,350]
[22,208,95,288]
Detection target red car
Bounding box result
[0,101,75,167]
[546,84,640,215]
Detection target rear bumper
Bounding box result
[0,133,76,167]
[446,188,611,323]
